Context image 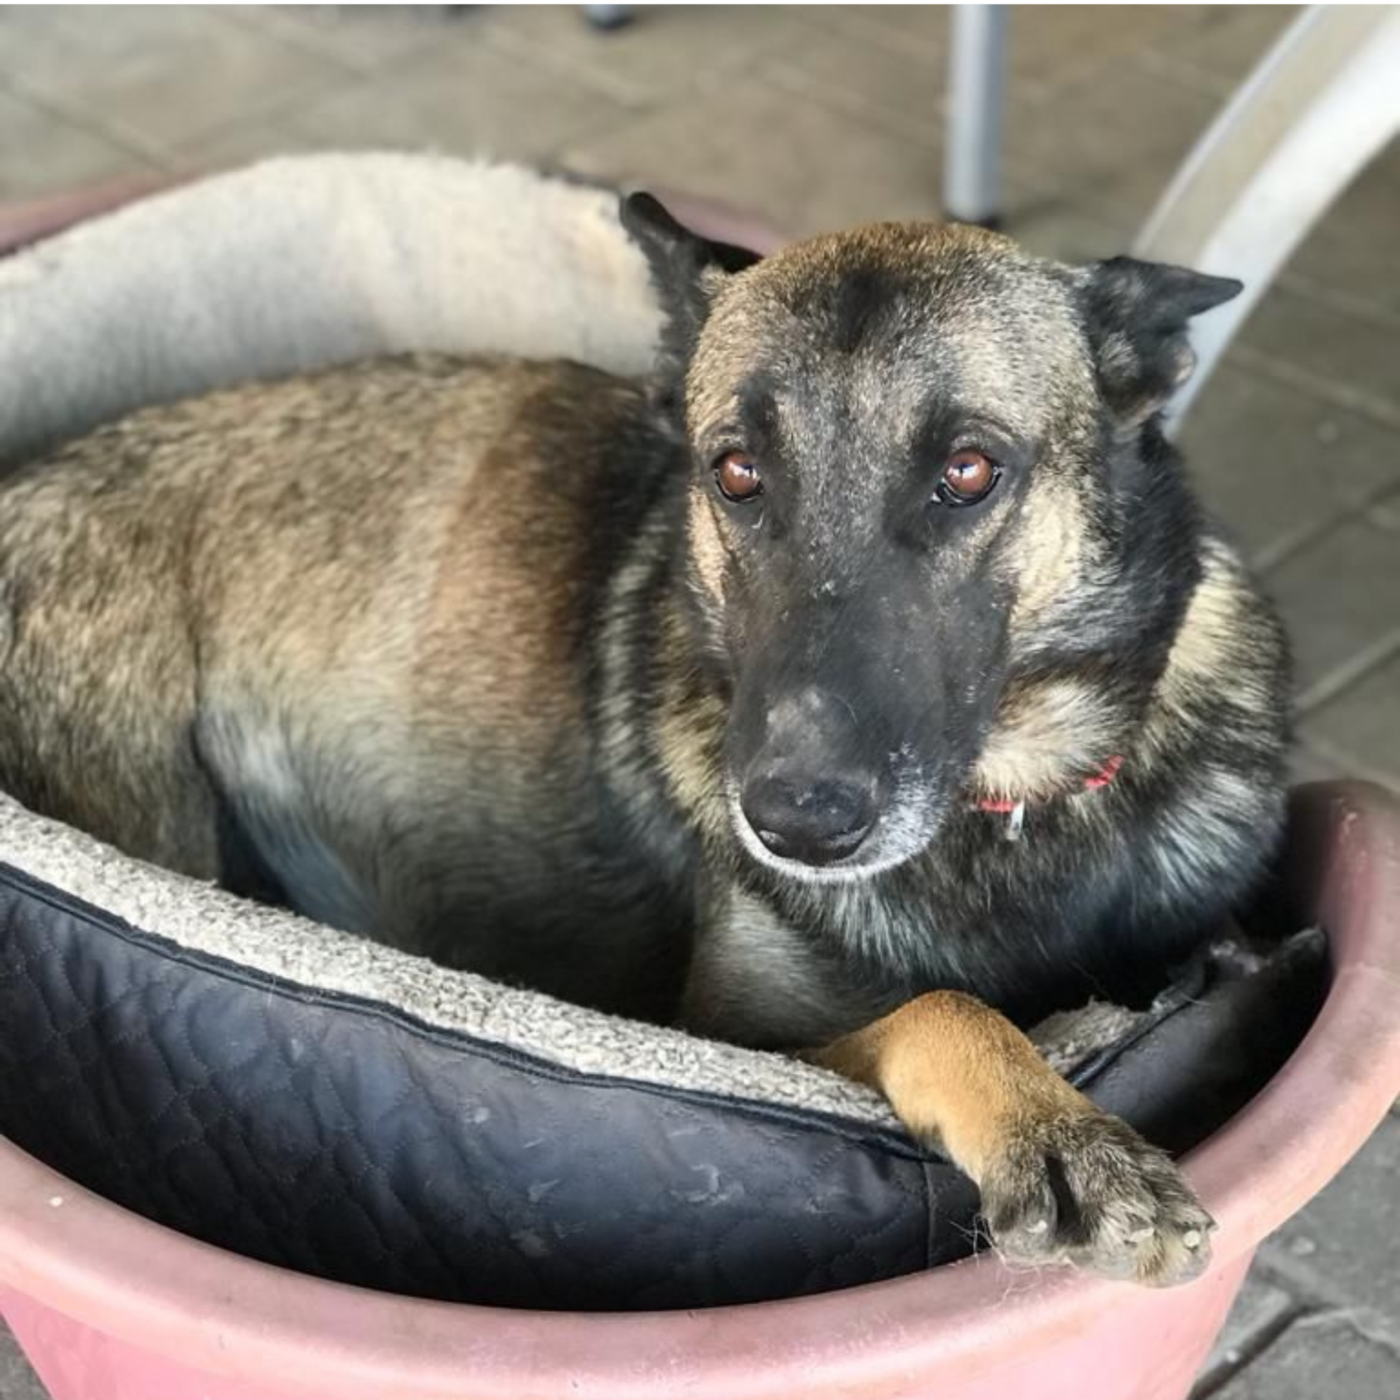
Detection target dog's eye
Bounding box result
[935,449,1000,506]
[714,452,764,504]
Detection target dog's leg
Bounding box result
[811,991,1214,1287]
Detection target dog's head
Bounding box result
[623,194,1240,883]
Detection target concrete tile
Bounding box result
[1298,654,1400,791]
[768,28,1156,237]
[0,1,70,36]
[1005,194,1132,263]
[565,84,940,239]
[1210,1317,1400,1399]
[1142,3,1243,19]
[1150,4,1298,93]
[766,27,949,147]
[1194,1272,1295,1392]
[1369,483,1400,534]
[767,11,1205,153]
[225,4,453,74]
[164,121,332,183]
[1003,57,1221,227]
[0,1321,47,1400]
[480,3,813,107]
[1289,743,1353,789]
[0,5,348,162]
[806,5,1204,93]
[1264,518,1400,701]
[1177,364,1400,567]
[0,88,155,201]
[801,4,948,64]
[1283,142,1400,325]
[1259,1116,1400,1326]
[1240,285,1400,417]
[1006,5,1217,95]
[280,44,634,166]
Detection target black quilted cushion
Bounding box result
[0,861,1324,1310]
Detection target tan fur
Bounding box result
[652,600,729,847]
[974,677,1124,801]
[0,354,684,1010]
[812,991,1082,1170]
[1005,479,1093,633]
[813,993,1212,1285]
[685,488,729,613]
[1152,538,1275,722]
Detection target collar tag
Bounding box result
[973,754,1124,839]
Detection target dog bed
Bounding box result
[0,155,1324,1311]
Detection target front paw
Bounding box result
[978,1107,1214,1287]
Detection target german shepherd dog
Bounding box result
[0,195,1289,1287]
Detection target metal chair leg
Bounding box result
[942,5,1009,228]
[583,5,632,31]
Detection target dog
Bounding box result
[0,194,1290,1287]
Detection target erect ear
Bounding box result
[1079,257,1242,427]
[620,192,760,388]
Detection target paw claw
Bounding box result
[979,1109,1214,1287]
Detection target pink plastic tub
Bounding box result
[0,175,179,257]
[3,780,1399,1400]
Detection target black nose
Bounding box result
[741,775,877,866]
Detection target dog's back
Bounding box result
[0,354,695,1017]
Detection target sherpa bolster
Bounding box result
[0,155,660,468]
[0,156,1323,1310]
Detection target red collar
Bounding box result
[973,754,1124,839]
[975,753,1125,813]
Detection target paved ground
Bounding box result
[0,6,1396,1397]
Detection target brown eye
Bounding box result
[937,449,1000,506]
[714,451,764,504]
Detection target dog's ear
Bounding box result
[621,192,760,386]
[1080,257,1242,426]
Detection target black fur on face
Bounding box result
[622,194,1242,884]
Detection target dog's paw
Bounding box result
[978,1108,1214,1287]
